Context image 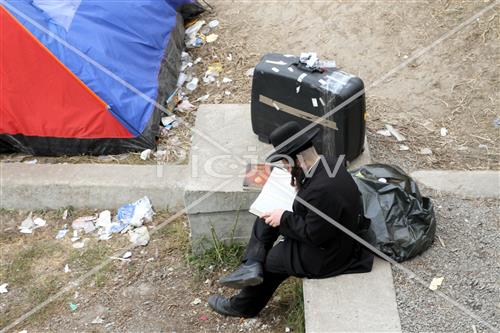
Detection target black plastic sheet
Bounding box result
[351,164,437,262]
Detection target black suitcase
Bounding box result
[251,53,366,162]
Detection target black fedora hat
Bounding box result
[266,121,320,163]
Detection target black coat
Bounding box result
[278,156,374,278]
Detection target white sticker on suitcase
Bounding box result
[297,73,307,83]
[312,98,318,107]
[288,67,294,72]
[296,86,301,94]
[271,67,280,73]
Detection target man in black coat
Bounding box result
[208,121,373,318]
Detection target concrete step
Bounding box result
[1,163,188,210]
[303,257,402,333]
[411,170,500,198]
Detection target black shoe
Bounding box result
[208,295,254,318]
[218,263,264,289]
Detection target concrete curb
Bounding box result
[0,163,188,209]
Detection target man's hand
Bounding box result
[260,209,285,228]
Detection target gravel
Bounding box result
[392,191,499,332]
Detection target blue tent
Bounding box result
[0,0,202,155]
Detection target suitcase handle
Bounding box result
[292,61,325,74]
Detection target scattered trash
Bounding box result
[206,34,218,43]
[117,196,154,228]
[224,90,231,96]
[23,159,38,164]
[18,330,27,333]
[376,129,391,137]
[429,277,444,290]
[285,327,291,333]
[69,303,78,311]
[419,147,433,155]
[176,100,195,112]
[72,216,96,233]
[440,127,448,137]
[64,264,71,273]
[19,212,34,234]
[191,298,202,305]
[399,145,410,151]
[122,251,132,259]
[91,316,105,324]
[194,57,202,64]
[72,230,79,241]
[34,217,46,227]
[96,210,111,228]
[0,283,8,294]
[222,77,232,83]
[437,235,446,248]
[245,68,255,77]
[161,116,176,127]
[208,19,219,28]
[385,124,406,141]
[140,149,152,160]
[185,20,206,48]
[226,53,233,61]
[129,226,150,246]
[299,52,318,68]
[493,116,499,128]
[55,227,68,240]
[62,209,69,220]
[186,78,199,92]
[199,314,209,321]
[73,241,85,249]
[195,94,210,102]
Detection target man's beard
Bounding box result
[290,163,305,191]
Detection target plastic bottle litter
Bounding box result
[128,226,150,246]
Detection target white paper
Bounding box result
[249,168,296,217]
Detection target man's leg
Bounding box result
[228,242,289,316]
[242,217,281,264]
[218,217,280,289]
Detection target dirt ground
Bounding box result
[2,0,498,171]
[0,209,301,332]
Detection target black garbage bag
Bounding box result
[350,164,437,262]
